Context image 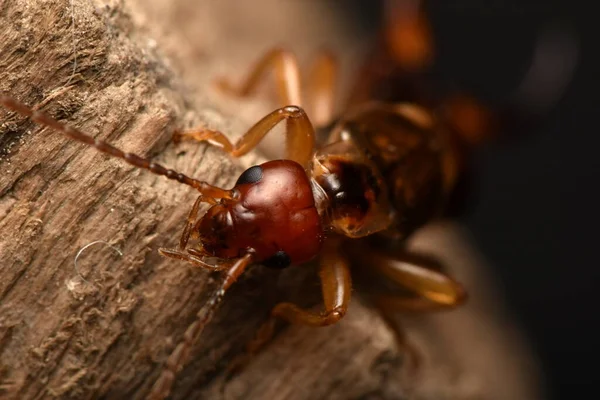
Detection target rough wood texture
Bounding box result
[1,1,543,399]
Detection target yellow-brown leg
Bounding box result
[175,105,316,168]
[306,49,338,127]
[273,240,351,326]
[384,0,433,71]
[222,240,351,384]
[180,195,217,250]
[215,48,302,107]
[370,249,467,309]
[176,48,341,166]
[156,195,221,269]
[363,247,466,379]
[157,248,231,271]
[441,93,496,147]
[370,283,463,382]
[213,47,338,126]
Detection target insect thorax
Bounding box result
[310,139,395,239]
[313,102,459,240]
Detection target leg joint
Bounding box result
[321,306,346,326]
[281,105,305,116]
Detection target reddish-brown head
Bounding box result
[197,160,324,268]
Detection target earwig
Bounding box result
[1,1,577,399]
[1,59,466,399]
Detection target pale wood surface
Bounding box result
[0,1,543,399]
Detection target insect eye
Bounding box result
[262,250,291,269]
[236,165,263,186]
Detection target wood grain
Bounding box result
[1,1,543,399]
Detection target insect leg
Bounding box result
[178,195,217,251]
[376,254,467,312]
[272,240,351,326]
[345,0,433,108]
[147,252,254,400]
[222,240,351,383]
[306,49,338,127]
[384,0,433,72]
[365,247,467,310]
[362,247,466,379]
[157,248,230,270]
[175,105,316,168]
[214,48,302,108]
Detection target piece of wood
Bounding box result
[1,1,543,399]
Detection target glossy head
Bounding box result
[197,160,324,268]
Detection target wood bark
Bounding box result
[1,1,543,399]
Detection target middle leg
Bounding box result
[157,195,225,269]
[215,47,339,122]
[215,48,303,108]
[306,49,338,128]
[176,48,339,166]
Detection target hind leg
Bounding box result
[356,244,466,378]
[368,247,467,308]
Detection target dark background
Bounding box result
[343,1,596,399]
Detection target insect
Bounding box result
[0,67,466,400]
[0,1,576,399]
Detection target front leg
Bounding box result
[175,105,316,168]
[156,194,222,269]
[272,241,351,326]
[223,240,351,384]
